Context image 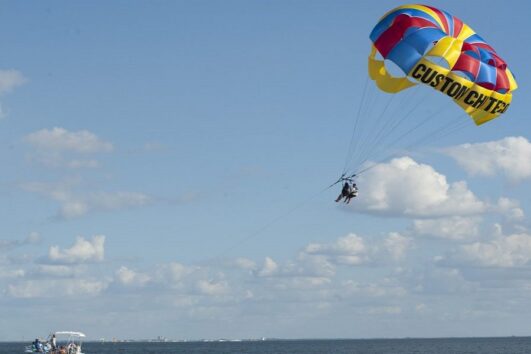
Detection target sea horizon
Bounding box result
[5,334,531,343]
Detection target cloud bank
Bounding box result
[350,157,485,217]
[445,136,531,181]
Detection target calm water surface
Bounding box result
[3,337,531,354]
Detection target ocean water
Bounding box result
[3,337,531,354]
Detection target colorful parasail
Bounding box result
[368,4,517,125]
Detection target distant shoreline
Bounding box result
[3,336,531,343]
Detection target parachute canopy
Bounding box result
[369,4,517,125]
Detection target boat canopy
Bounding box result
[54,331,86,338]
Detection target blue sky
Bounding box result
[1,0,531,341]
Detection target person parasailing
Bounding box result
[333,174,358,203]
[345,182,358,203]
[335,181,351,203]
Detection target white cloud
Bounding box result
[48,235,105,264]
[0,232,40,251]
[111,262,226,295]
[60,201,89,219]
[22,180,151,219]
[232,258,257,271]
[304,234,369,266]
[143,142,166,152]
[0,267,25,279]
[57,191,150,219]
[365,306,402,315]
[415,303,428,313]
[294,253,336,278]
[342,280,407,298]
[413,216,482,241]
[494,198,525,220]
[87,192,150,212]
[409,199,523,241]
[25,127,113,153]
[272,276,332,290]
[26,232,41,244]
[407,267,474,295]
[22,179,76,202]
[115,266,151,287]
[302,233,413,267]
[459,232,531,267]
[383,233,412,260]
[156,262,196,286]
[257,257,279,277]
[196,279,229,296]
[0,69,26,95]
[444,136,531,180]
[26,153,101,170]
[23,126,111,169]
[351,157,485,217]
[7,278,107,298]
[67,159,100,169]
[34,264,83,277]
[248,253,336,293]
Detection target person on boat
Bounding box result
[32,339,39,352]
[51,334,57,351]
[335,182,352,202]
[67,343,77,354]
[34,338,44,353]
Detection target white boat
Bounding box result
[25,331,85,354]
